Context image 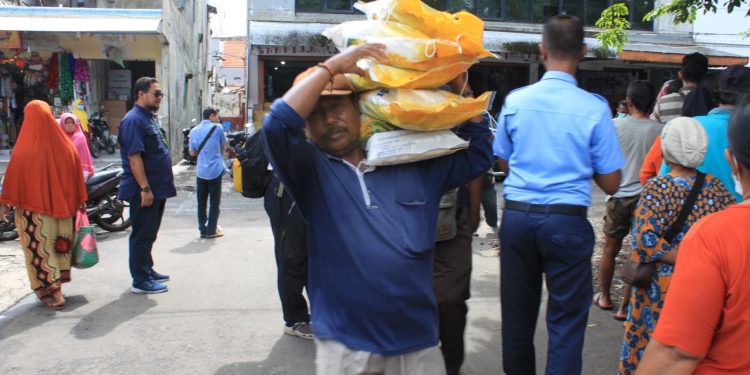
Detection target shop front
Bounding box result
[0,7,162,152]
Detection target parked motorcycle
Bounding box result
[0,206,17,241]
[225,130,248,159]
[182,119,198,165]
[86,164,131,232]
[225,130,248,179]
[89,111,117,158]
[0,164,131,241]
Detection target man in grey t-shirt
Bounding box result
[595,81,663,321]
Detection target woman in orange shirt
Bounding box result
[639,103,750,374]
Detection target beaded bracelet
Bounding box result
[316,63,335,87]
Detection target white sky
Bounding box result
[208,0,247,37]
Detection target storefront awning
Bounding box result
[0,6,162,34]
[620,43,748,66]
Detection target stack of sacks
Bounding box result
[322,0,496,166]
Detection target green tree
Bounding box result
[596,0,750,52]
[595,3,630,53]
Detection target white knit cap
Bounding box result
[661,117,708,168]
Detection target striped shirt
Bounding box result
[652,87,691,124]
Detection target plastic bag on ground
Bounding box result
[365,129,469,167]
[322,20,484,71]
[354,0,493,60]
[359,88,493,130]
[347,60,473,91]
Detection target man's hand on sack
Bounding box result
[323,43,387,77]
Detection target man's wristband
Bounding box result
[316,63,335,87]
[141,186,151,193]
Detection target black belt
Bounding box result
[504,200,587,217]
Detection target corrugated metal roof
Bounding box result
[0,6,162,33]
[621,43,748,66]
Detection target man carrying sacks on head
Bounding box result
[263,44,493,374]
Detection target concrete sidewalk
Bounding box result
[0,170,624,374]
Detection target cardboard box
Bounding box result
[102,100,129,119]
[107,117,123,134]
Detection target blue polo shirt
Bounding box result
[657,108,740,202]
[189,120,228,180]
[493,71,625,206]
[118,105,176,200]
[263,99,492,356]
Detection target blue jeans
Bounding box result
[128,195,166,285]
[197,174,223,236]
[499,208,594,375]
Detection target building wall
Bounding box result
[96,0,160,9]
[694,5,750,63]
[57,34,162,61]
[218,67,244,87]
[160,0,210,160]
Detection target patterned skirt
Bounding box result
[16,209,75,300]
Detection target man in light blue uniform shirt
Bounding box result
[493,15,624,375]
[189,107,228,238]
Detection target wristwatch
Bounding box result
[141,186,151,193]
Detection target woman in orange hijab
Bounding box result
[0,100,88,310]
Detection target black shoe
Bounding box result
[150,271,170,283]
[131,280,168,294]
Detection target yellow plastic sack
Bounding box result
[347,61,473,91]
[232,159,242,193]
[354,0,494,60]
[359,115,401,146]
[323,20,482,71]
[359,88,493,130]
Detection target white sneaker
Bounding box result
[284,322,314,340]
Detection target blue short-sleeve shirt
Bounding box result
[118,105,176,200]
[493,71,625,206]
[189,120,228,180]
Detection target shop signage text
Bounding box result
[251,45,338,56]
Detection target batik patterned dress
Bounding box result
[618,174,735,374]
[16,209,75,300]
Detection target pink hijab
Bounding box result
[59,112,95,177]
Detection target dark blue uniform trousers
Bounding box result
[499,208,594,375]
[128,195,167,285]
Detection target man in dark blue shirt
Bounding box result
[263,44,493,373]
[118,77,176,294]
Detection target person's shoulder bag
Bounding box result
[195,125,219,157]
[435,188,459,242]
[622,172,706,289]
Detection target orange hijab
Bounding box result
[0,100,88,218]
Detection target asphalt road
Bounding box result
[0,164,624,374]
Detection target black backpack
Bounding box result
[238,129,271,198]
[681,85,716,117]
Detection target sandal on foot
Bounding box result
[612,312,627,321]
[43,300,65,310]
[593,292,614,311]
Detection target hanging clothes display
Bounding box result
[45,52,59,90]
[73,59,89,82]
[59,52,74,103]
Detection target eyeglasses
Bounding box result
[147,90,164,98]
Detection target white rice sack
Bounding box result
[365,129,469,167]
